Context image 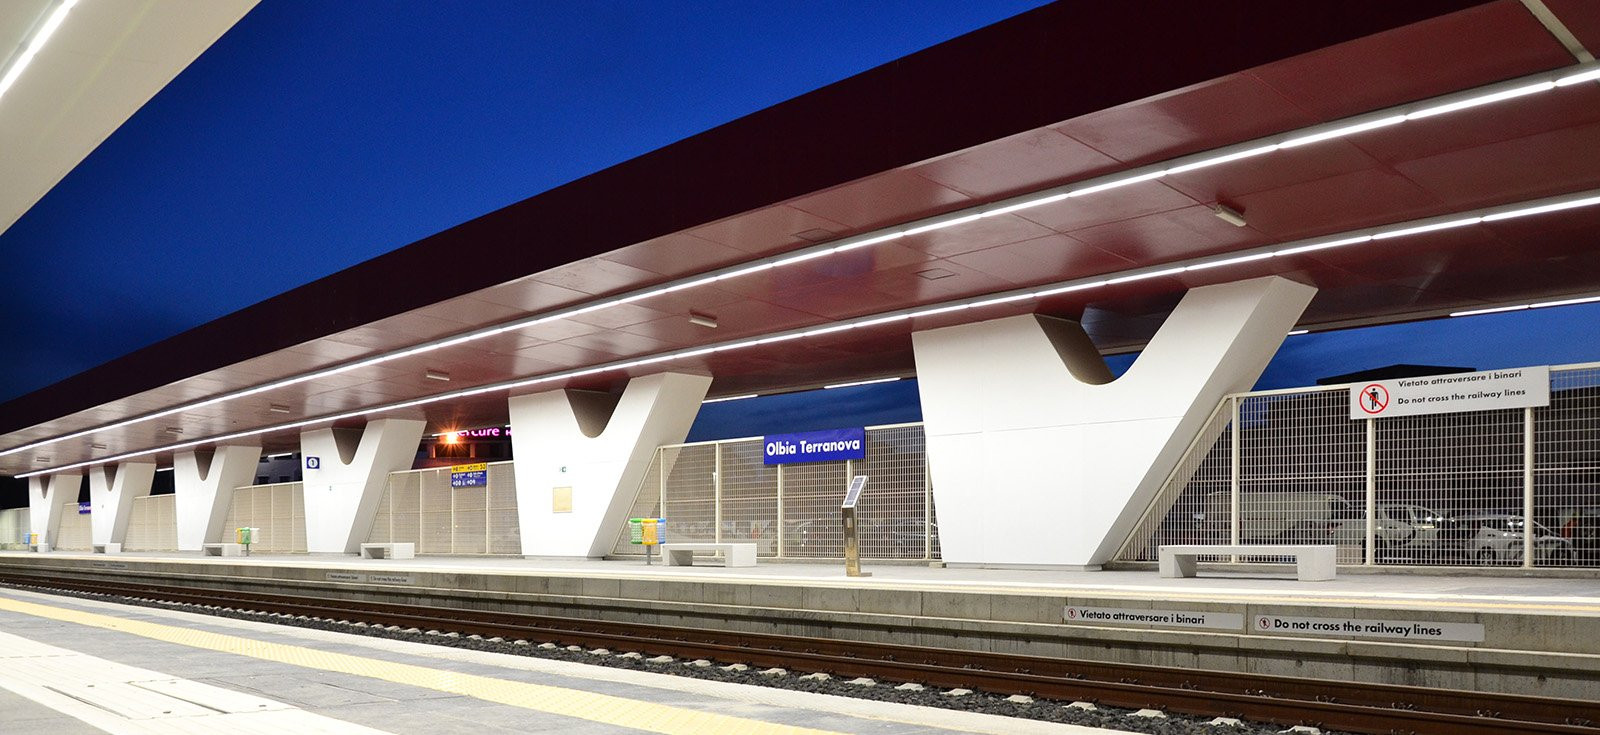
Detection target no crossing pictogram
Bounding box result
[1359,383,1390,414]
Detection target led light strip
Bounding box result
[1450,294,1600,318]
[6,61,1600,462]
[20,186,1600,478]
[0,0,77,103]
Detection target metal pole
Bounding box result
[658,447,667,521]
[1229,397,1241,561]
[1365,417,1377,566]
[924,462,933,562]
[776,464,785,559]
[713,442,723,544]
[1524,406,1536,569]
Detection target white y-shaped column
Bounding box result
[27,473,82,548]
[174,445,262,550]
[913,276,1316,568]
[300,418,426,554]
[88,462,156,549]
[509,372,711,558]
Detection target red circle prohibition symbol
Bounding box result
[1359,383,1390,414]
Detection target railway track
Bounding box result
[1,570,1594,735]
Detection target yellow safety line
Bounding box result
[0,595,844,735]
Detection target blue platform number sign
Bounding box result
[77,501,91,515]
[763,427,866,465]
[451,463,488,488]
[305,456,320,470]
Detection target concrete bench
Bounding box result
[360,542,415,560]
[202,543,244,557]
[1159,544,1336,582]
[28,543,50,553]
[660,542,757,568]
[92,543,121,554]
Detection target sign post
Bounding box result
[840,475,869,577]
[629,517,666,565]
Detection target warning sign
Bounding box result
[1349,366,1548,420]
[1254,614,1483,642]
[1064,605,1243,631]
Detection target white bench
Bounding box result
[28,543,50,553]
[202,543,243,557]
[92,543,121,554]
[660,542,757,567]
[1159,544,1336,582]
[360,542,415,560]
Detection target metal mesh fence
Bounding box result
[0,508,28,549]
[56,502,90,550]
[1117,403,1233,562]
[1535,367,1600,567]
[610,424,940,560]
[1115,363,1600,569]
[223,482,306,553]
[124,494,177,551]
[366,461,521,555]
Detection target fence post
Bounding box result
[1524,406,1535,569]
[657,447,667,522]
[776,463,785,558]
[1365,418,1377,567]
[713,443,723,544]
[1229,397,1241,562]
[925,461,934,562]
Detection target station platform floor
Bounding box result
[4,549,1599,616]
[0,584,1119,735]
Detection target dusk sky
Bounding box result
[2,0,1597,418]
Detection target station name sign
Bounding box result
[763,428,866,465]
[1350,366,1549,420]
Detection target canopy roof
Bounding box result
[6,0,1600,477]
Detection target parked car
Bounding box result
[1330,503,1449,561]
[1444,514,1576,566]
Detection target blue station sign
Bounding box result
[763,428,866,465]
[450,463,488,488]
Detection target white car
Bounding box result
[1449,514,1576,565]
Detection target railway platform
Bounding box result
[1,550,1597,702]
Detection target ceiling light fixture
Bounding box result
[0,0,79,104]
[425,370,451,382]
[688,313,719,328]
[8,62,1600,465]
[1287,329,1309,336]
[269,404,291,413]
[1212,204,1248,227]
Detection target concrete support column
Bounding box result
[912,276,1316,569]
[88,462,156,547]
[509,372,711,558]
[174,445,262,550]
[27,473,82,547]
[300,418,426,554]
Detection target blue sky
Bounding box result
[3,0,1598,423]
[0,1,1051,403]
